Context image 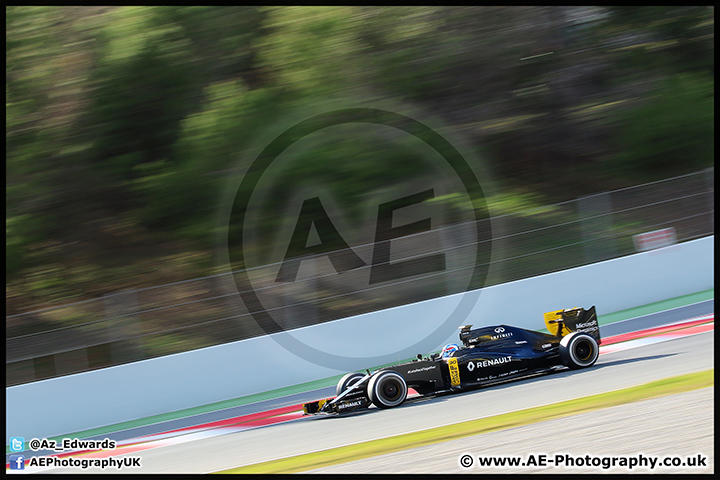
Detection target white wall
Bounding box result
[6,236,713,440]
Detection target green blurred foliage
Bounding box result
[612,74,714,178]
[256,7,369,98]
[604,6,714,75]
[5,5,714,312]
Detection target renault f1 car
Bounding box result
[303,306,601,415]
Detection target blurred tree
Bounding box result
[85,7,270,229]
[86,8,197,185]
[7,7,105,271]
[254,6,370,98]
[5,5,715,328]
[600,6,714,77]
[611,73,713,178]
[154,7,267,88]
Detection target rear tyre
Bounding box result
[336,372,365,396]
[368,370,407,409]
[559,332,599,369]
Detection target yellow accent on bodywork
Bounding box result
[544,308,577,337]
[447,357,461,386]
[303,398,327,415]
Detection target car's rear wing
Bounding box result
[544,306,601,345]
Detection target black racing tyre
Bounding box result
[368,370,407,409]
[559,332,599,369]
[336,372,366,396]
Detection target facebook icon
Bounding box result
[10,454,25,470]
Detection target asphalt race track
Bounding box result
[307,386,714,473]
[34,314,714,473]
[138,331,718,473]
[11,300,713,474]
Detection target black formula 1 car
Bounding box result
[303,306,601,415]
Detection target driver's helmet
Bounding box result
[441,343,459,358]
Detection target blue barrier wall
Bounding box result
[6,236,713,440]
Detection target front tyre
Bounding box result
[559,332,599,369]
[368,371,407,409]
[336,372,366,396]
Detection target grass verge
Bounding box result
[217,369,713,474]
